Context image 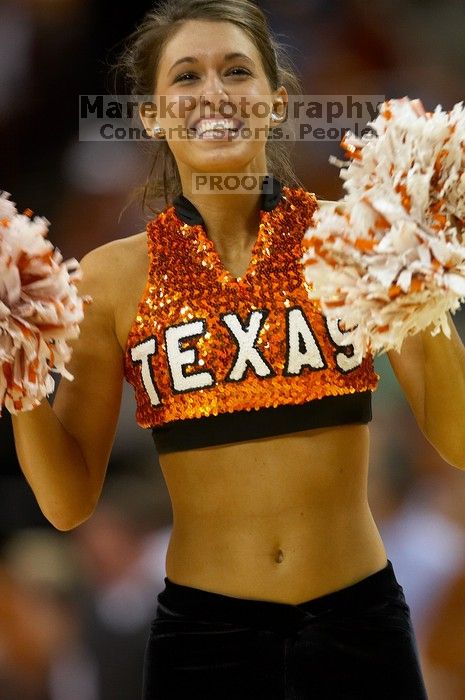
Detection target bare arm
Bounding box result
[387,311,465,470]
[11,242,124,530]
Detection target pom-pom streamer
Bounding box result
[302,97,465,355]
[0,192,91,414]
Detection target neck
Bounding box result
[187,190,262,255]
[176,165,272,257]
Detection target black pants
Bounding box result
[142,560,428,699]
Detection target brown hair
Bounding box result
[112,0,304,218]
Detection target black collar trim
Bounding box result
[172,175,283,226]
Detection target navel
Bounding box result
[274,548,284,564]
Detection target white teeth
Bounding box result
[194,118,240,137]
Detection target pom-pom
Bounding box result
[0,192,92,414]
[302,97,465,355]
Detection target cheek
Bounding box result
[157,95,195,127]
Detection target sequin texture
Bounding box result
[123,186,379,429]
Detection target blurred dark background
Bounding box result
[1,1,465,698]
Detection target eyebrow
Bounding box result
[168,52,254,74]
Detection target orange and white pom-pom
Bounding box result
[0,192,91,414]
[302,97,465,355]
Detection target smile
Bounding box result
[189,118,244,139]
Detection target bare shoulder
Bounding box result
[78,230,151,351]
[80,231,147,278]
[78,231,148,301]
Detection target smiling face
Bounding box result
[140,19,287,187]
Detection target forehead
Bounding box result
[159,19,261,68]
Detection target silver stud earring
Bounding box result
[151,124,166,139]
[271,112,281,123]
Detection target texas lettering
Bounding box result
[130,305,363,406]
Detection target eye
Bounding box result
[173,72,196,83]
[173,67,251,83]
[228,67,251,77]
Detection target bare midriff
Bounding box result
[158,423,388,605]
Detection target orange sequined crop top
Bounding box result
[123,177,379,453]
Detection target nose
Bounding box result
[200,69,229,113]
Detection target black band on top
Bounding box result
[151,390,372,453]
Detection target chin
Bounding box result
[185,145,265,171]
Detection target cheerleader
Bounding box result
[8,0,465,697]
